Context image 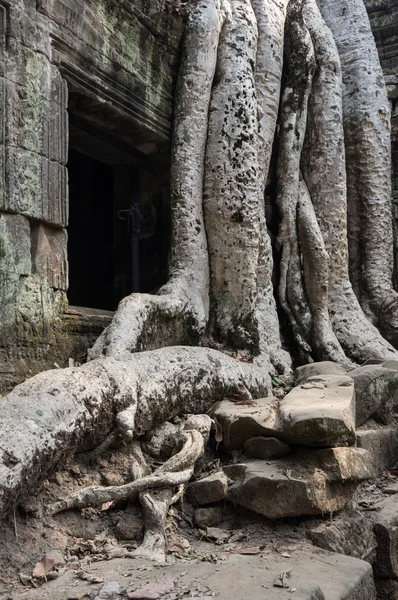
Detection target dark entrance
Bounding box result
[67,149,114,310]
[67,113,170,311]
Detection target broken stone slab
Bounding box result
[306,510,376,562]
[348,365,398,426]
[244,436,291,459]
[371,494,398,579]
[225,448,374,519]
[276,374,356,447]
[187,471,228,505]
[356,423,398,474]
[295,361,348,385]
[213,398,276,450]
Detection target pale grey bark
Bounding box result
[297,178,349,365]
[203,0,260,350]
[301,0,397,362]
[317,0,398,350]
[277,0,314,356]
[252,0,292,373]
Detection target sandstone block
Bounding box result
[307,511,376,562]
[244,436,291,459]
[31,222,68,290]
[187,471,228,506]
[372,495,398,579]
[225,448,374,519]
[0,213,31,275]
[349,365,398,426]
[295,361,347,385]
[356,424,398,474]
[277,375,356,447]
[213,398,276,450]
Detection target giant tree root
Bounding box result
[0,346,269,519]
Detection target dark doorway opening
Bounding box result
[67,150,115,311]
[66,110,170,312]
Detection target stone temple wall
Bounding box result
[0,0,182,391]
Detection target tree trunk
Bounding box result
[317,0,398,349]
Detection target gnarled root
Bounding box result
[49,430,204,517]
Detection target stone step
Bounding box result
[225,447,374,519]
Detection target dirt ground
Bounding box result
[0,438,391,600]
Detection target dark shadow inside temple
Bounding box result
[67,149,115,310]
[67,111,170,311]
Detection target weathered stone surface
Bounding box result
[356,424,398,474]
[21,547,377,600]
[244,436,291,459]
[187,471,228,506]
[0,213,31,276]
[349,365,398,426]
[225,448,374,519]
[31,223,68,291]
[277,375,356,447]
[372,495,398,579]
[213,398,276,450]
[307,511,376,562]
[295,361,347,385]
[194,507,222,529]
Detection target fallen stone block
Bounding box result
[244,436,291,459]
[295,361,347,385]
[225,448,374,519]
[348,365,398,426]
[306,510,376,562]
[356,423,398,474]
[213,398,276,450]
[372,495,398,579]
[194,507,223,528]
[277,374,356,447]
[187,471,228,505]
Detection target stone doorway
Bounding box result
[67,113,170,312]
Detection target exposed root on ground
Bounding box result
[49,430,205,562]
[49,430,204,518]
